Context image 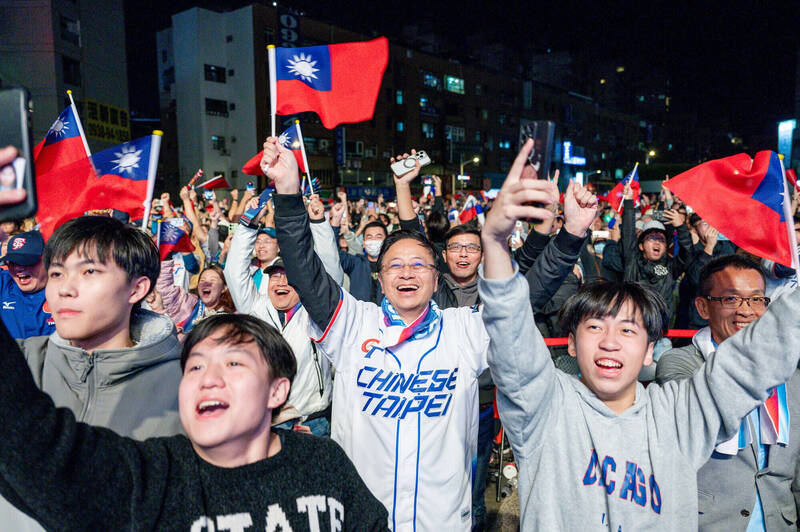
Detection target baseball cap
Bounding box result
[0,231,44,266]
[263,258,285,276]
[638,220,668,244]
[258,227,277,239]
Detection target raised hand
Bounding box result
[563,181,599,238]
[307,194,325,220]
[432,175,442,196]
[260,136,300,194]
[482,139,556,244]
[704,226,719,253]
[390,150,422,185]
[230,189,239,201]
[662,208,686,227]
[330,202,346,227]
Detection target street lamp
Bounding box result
[646,149,656,165]
[453,155,480,191]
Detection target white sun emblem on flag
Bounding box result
[161,223,180,242]
[48,117,70,138]
[278,132,291,148]
[286,53,319,82]
[111,144,143,175]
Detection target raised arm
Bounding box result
[480,138,561,452]
[620,183,637,269]
[654,286,800,468]
[0,320,163,530]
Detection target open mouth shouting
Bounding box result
[196,399,229,419]
[395,283,420,294]
[595,357,623,377]
[274,288,290,296]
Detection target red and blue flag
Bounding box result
[242,123,308,177]
[36,135,157,239]
[33,105,89,177]
[157,217,195,260]
[665,150,794,267]
[197,174,230,190]
[605,163,640,212]
[272,37,388,128]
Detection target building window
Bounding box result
[211,135,226,150]
[421,122,435,139]
[60,16,80,46]
[396,121,404,132]
[499,114,506,125]
[475,84,482,96]
[226,35,233,42]
[481,109,489,120]
[228,69,235,77]
[395,90,403,104]
[204,64,226,83]
[62,56,81,86]
[445,75,464,94]
[475,131,481,142]
[205,98,229,117]
[445,125,465,143]
[421,70,441,90]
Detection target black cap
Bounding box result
[263,258,285,276]
[0,231,44,266]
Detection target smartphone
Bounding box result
[203,190,214,201]
[423,176,433,186]
[518,121,555,179]
[367,201,375,210]
[0,88,37,221]
[246,182,255,193]
[390,150,431,176]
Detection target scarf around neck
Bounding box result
[694,327,790,454]
[380,298,442,348]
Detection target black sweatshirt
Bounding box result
[0,321,388,531]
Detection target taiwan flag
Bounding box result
[33,105,89,177]
[36,135,158,239]
[242,123,307,176]
[197,174,230,190]
[665,151,795,267]
[606,163,640,212]
[272,37,388,128]
[157,218,195,260]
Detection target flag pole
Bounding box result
[616,162,639,214]
[142,130,163,232]
[295,120,313,195]
[66,90,92,158]
[779,155,800,271]
[268,45,277,138]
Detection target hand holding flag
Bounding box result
[260,137,300,195]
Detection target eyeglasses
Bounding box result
[381,262,436,275]
[446,243,482,254]
[644,234,666,243]
[705,295,770,309]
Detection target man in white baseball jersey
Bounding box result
[261,136,549,531]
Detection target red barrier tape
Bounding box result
[543,329,698,347]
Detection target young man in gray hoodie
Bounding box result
[478,139,800,531]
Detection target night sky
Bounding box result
[126,0,800,144]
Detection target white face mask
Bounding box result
[363,239,384,258]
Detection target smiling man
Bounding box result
[479,139,800,531]
[261,135,508,531]
[656,255,800,531]
[0,231,54,338]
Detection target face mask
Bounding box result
[364,239,384,258]
[594,242,607,255]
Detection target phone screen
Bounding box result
[518,121,555,179]
[0,88,37,221]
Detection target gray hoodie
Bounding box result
[479,266,800,531]
[0,309,183,531]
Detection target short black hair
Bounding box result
[182,314,297,387]
[44,216,160,306]
[698,254,765,296]
[376,229,437,272]
[363,220,388,239]
[425,211,450,242]
[444,224,481,245]
[559,281,668,343]
[688,213,702,226]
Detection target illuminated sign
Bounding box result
[778,119,796,167]
[445,76,464,94]
[457,174,470,181]
[563,141,586,165]
[84,99,130,143]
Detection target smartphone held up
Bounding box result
[0,88,37,221]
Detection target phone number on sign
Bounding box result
[86,123,130,143]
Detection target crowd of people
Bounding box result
[0,134,797,531]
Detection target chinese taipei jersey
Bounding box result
[309,289,489,531]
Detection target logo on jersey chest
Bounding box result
[356,366,458,419]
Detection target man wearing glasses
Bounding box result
[439,226,483,307]
[657,254,800,531]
